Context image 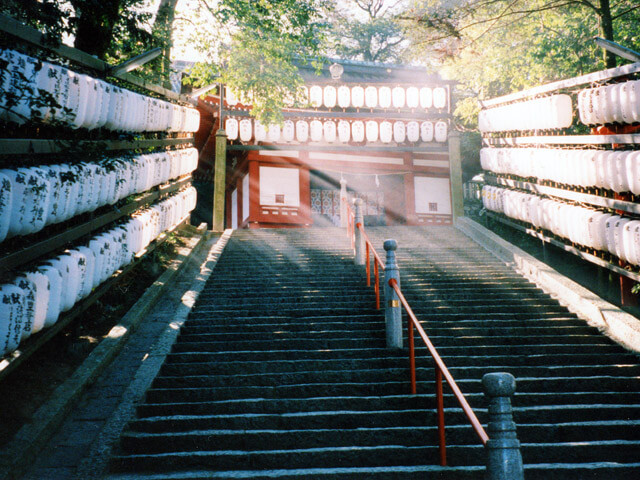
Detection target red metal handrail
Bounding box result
[389,278,489,466]
[343,199,384,309]
[358,224,384,310]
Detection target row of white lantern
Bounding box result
[578,80,640,126]
[478,95,573,133]
[480,147,640,193]
[0,148,198,243]
[225,118,448,144]
[0,187,197,357]
[0,49,200,132]
[483,186,640,265]
[227,85,449,111]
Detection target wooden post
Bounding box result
[448,129,464,220]
[212,128,227,232]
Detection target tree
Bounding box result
[325,0,408,63]
[183,0,329,124]
[0,0,154,61]
[152,0,180,89]
[403,0,640,69]
[401,0,640,127]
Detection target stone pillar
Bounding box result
[340,177,348,228]
[483,372,525,480]
[354,198,365,266]
[212,128,227,232]
[448,129,464,220]
[383,239,402,349]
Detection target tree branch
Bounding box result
[612,4,640,20]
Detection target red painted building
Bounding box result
[196,59,459,229]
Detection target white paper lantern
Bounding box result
[337,85,350,108]
[379,86,392,108]
[393,121,406,143]
[352,121,365,142]
[366,120,379,142]
[0,171,11,243]
[254,120,267,142]
[407,121,420,142]
[268,123,281,142]
[24,270,50,334]
[309,86,323,107]
[296,120,309,142]
[323,85,337,108]
[338,120,351,143]
[392,87,406,108]
[380,121,393,143]
[310,120,323,142]
[239,118,253,142]
[435,121,448,142]
[420,87,433,109]
[282,120,295,142]
[433,87,447,109]
[351,86,365,108]
[323,120,337,142]
[38,266,61,328]
[365,86,378,108]
[421,121,434,142]
[406,87,419,109]
[0,284,24,355]
[225,118,239,140]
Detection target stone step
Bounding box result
[136,391,640,417]
[144,375,640,402]
[120,420,640,454]
[168,344,625,360]
[127,406,640,434]
[181,315,587,329]
[169,335,612,353]
[102,462,640,480]
[109,441,640,473]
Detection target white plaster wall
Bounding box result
[231,189,238,229]
[414,176,452,215]
[259,166,300,207]
[242,174,249,221]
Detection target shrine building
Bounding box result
[195,59,462,229]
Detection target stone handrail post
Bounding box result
[483,372,525,480]
[383,239,402,349]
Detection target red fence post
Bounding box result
[436,366,447,466]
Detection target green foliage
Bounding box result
[184,0,328,125]
[324,0,407,63]
[403,0,640,128]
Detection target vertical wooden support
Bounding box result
[448,129,464,220]
[212,128,227,232]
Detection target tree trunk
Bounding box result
[71,0,122,59]
[153,0,180,90]
[598,0,616,68]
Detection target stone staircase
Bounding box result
[105,226,640,479]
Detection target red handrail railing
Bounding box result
[342,199,488,466]
[389,278,489,466]
[359,225,384,310]
[344,199,384,309]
